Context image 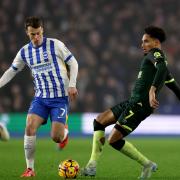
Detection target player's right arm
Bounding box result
[0,50,25,88]
[165,72,180,100]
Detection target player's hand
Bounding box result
[68,87,78,101]
[149,86,159,109]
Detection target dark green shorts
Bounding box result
[111,100,152,135]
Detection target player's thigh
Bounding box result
[26,114,45,135]
[101,100,129,126]
[96,109,117,126]
[28,97,49,124]
[50,103,68,124]
[117,103,149,136]
[50,103,68,138]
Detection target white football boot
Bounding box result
[139,161,158,179]
[81,161,96,176]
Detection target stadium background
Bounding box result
[0,0,180,136]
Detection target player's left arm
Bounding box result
[165,72,180,100]
[57,40,79,101]
[151,50,168,88]
[66,57,78,101]
[148,49,168,108]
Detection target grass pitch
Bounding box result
[0,137,180,180]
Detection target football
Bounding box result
[58,159,80,178]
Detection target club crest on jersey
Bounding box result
[154,52,162,59]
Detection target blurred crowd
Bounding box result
[0,0,180,114]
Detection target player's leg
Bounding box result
[58,116,69,149]
[21,114,45,177]
[21,98,49,177]
[0,114,10,141]
[51,121,66,143]
[108,125,157,179]
[108,125,151,166]
[50,99,69,149]
[108,103,157,179]
[81,109,117,176]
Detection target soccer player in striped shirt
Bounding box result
[0,16,78,177]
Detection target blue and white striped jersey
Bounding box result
[12,37,76,98]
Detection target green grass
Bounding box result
[0,137,180,180]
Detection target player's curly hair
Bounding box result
[144,26,166,43]
[25,16,44,30]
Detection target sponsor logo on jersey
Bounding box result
[32,62,52,73]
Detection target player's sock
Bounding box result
[87,130,105,166]
[24,135,36,170]
[120,140,149,166]
[82,130,104,176]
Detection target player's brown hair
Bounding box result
[25,16,44,29]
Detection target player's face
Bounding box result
[141,34,159,54]
[26,26,44,47]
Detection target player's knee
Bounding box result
[93,119,105,131]
[109,139,125,151]
[26,121,37,135]
[51,134,60,143]
[51,131,63,143]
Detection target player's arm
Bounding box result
[0,67,18,88]
[148,49,168,108]
[66,56,78,101]
[0,52,25,88]
[58,40,79,101]
[151,52,168,88]
[165,72,180,100]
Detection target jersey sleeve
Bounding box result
[165,71,180,100]
[147,48,167,67]
[11,50,26,72]
[56,39,74,63]
[148,49,168,88]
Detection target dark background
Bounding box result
[0,0,180,114]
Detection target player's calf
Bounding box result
[58,124,69,150]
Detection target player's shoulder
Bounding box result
[46,38,65,46]
[16,43,29,55]
[148,48,165,60]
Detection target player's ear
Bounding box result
[25,30,29,36]
[154,39,160,47]
[41,27,44,33]
[25,27,29,36]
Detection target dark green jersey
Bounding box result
[131,48,168,104]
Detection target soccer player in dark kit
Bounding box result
[81,26,180,179]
